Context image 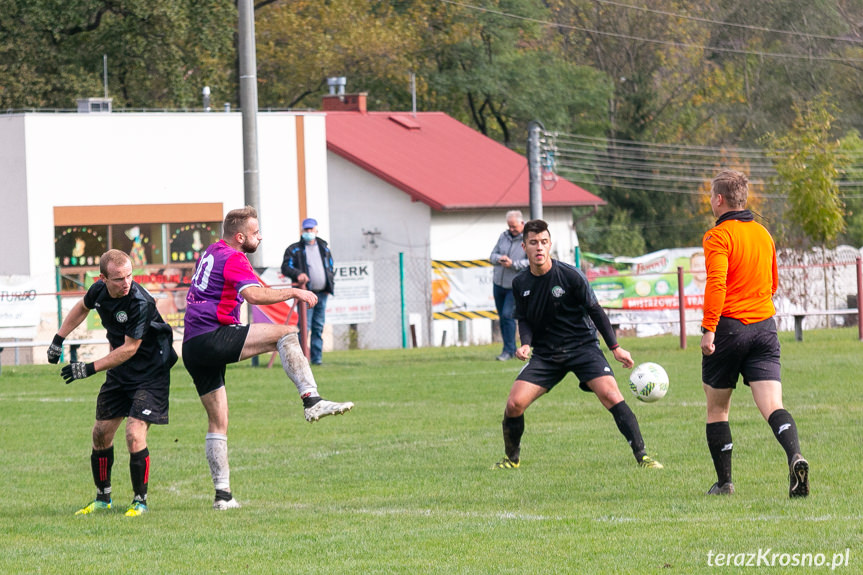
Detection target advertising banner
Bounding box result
[585,248,705,310]
[432,260,497,321]
[0,277,40,328]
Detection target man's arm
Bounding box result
[57,300,90,338]
[280,246,307,284]
[61,335,143,384]
[241,285,318,308]
[93,335,142,372]
[48,299,91,363]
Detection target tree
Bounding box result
[766,94,846,249]
[0,0,236,109]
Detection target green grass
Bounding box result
[1,330,861,574]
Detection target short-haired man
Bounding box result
[495,219,663,470]
[701,169,808,497]
[182,206,353,510]
[49,249,177,517]
[281,217,335,365]
[489,210,529,361]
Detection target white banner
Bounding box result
[432,261,495,314]
[0,277,40,328]
[327,261,375,325]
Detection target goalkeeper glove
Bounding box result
[47,334,65,364]
[61,362,96,384]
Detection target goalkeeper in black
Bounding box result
[47,249,176,516]
[494,219,663,470]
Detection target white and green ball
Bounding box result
[629,362,669,403]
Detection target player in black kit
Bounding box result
[493,219,663,470]
[48,249,177,517]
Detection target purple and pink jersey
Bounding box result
[183,240,261,341]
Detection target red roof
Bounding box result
[325,111,604,211]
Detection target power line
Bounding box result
[439,0,863,64]
[591,0,863,45]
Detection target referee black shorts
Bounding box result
[517,343,615,392]
[702,316,781,389]
[182,324,250,396]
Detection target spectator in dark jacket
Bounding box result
[281,218,335,365]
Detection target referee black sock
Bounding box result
[706,421,733,485]
[91,446,114,502]
[608,401,646,461]
[129,447,149,503]
[768,409,801,465]
[501,414,524,463]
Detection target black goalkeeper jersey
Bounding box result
[84,280,176,385]
[512,259,617,355]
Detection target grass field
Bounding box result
[1,329,861,574]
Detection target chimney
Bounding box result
[322,92,368,113]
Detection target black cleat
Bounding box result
[789,454,809,498]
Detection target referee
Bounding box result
[700,169,809,497]
[493,219,663,471]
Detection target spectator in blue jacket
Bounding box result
[281,218,335,365]
[489,210,529,361]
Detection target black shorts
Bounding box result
[702,316,781,389]
[95,371,170,424]
[517,343,614,392]
[182,324,250,396]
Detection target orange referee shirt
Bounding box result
[701,211,777,332]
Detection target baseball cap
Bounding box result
[301,218,318,230]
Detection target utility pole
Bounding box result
[527,121,544,221]
[238,0,261,266]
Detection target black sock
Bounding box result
[502,414,525,462]
[215,489,233,502]
[706,421,733,485]
[129,447,150,503]
[302,394,321,408]
[91,446,114,502]
[768,409,801,465]
[608,401,646,460]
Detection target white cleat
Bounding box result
[304,398,354,422]
[213,497,241,511]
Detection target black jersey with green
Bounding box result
[512,259,618,355]
[83,281,175,384]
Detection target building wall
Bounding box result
[0,116,30,275]
[429,207,578,263]
[327,153,432,350]
[0,111,328,353]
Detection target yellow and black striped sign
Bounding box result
[433,310,499,321]
[432,259,492,269]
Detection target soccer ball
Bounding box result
[629,362,669,403]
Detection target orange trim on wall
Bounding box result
[54,203,224,226]
[296,115,307,228]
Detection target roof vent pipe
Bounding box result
[327,76,347,96]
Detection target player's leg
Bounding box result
[242,322,353,422]
[586,375,662,468]
[184,331,242,510]
[76,417,123,515]
[704,384,735,494]
[495,379,546,468]
[751,380,808,497]
[122,376,169,516]
[124,417,151,516]
[199,386,240,510]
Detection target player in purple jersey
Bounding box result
[183,206,353,510]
